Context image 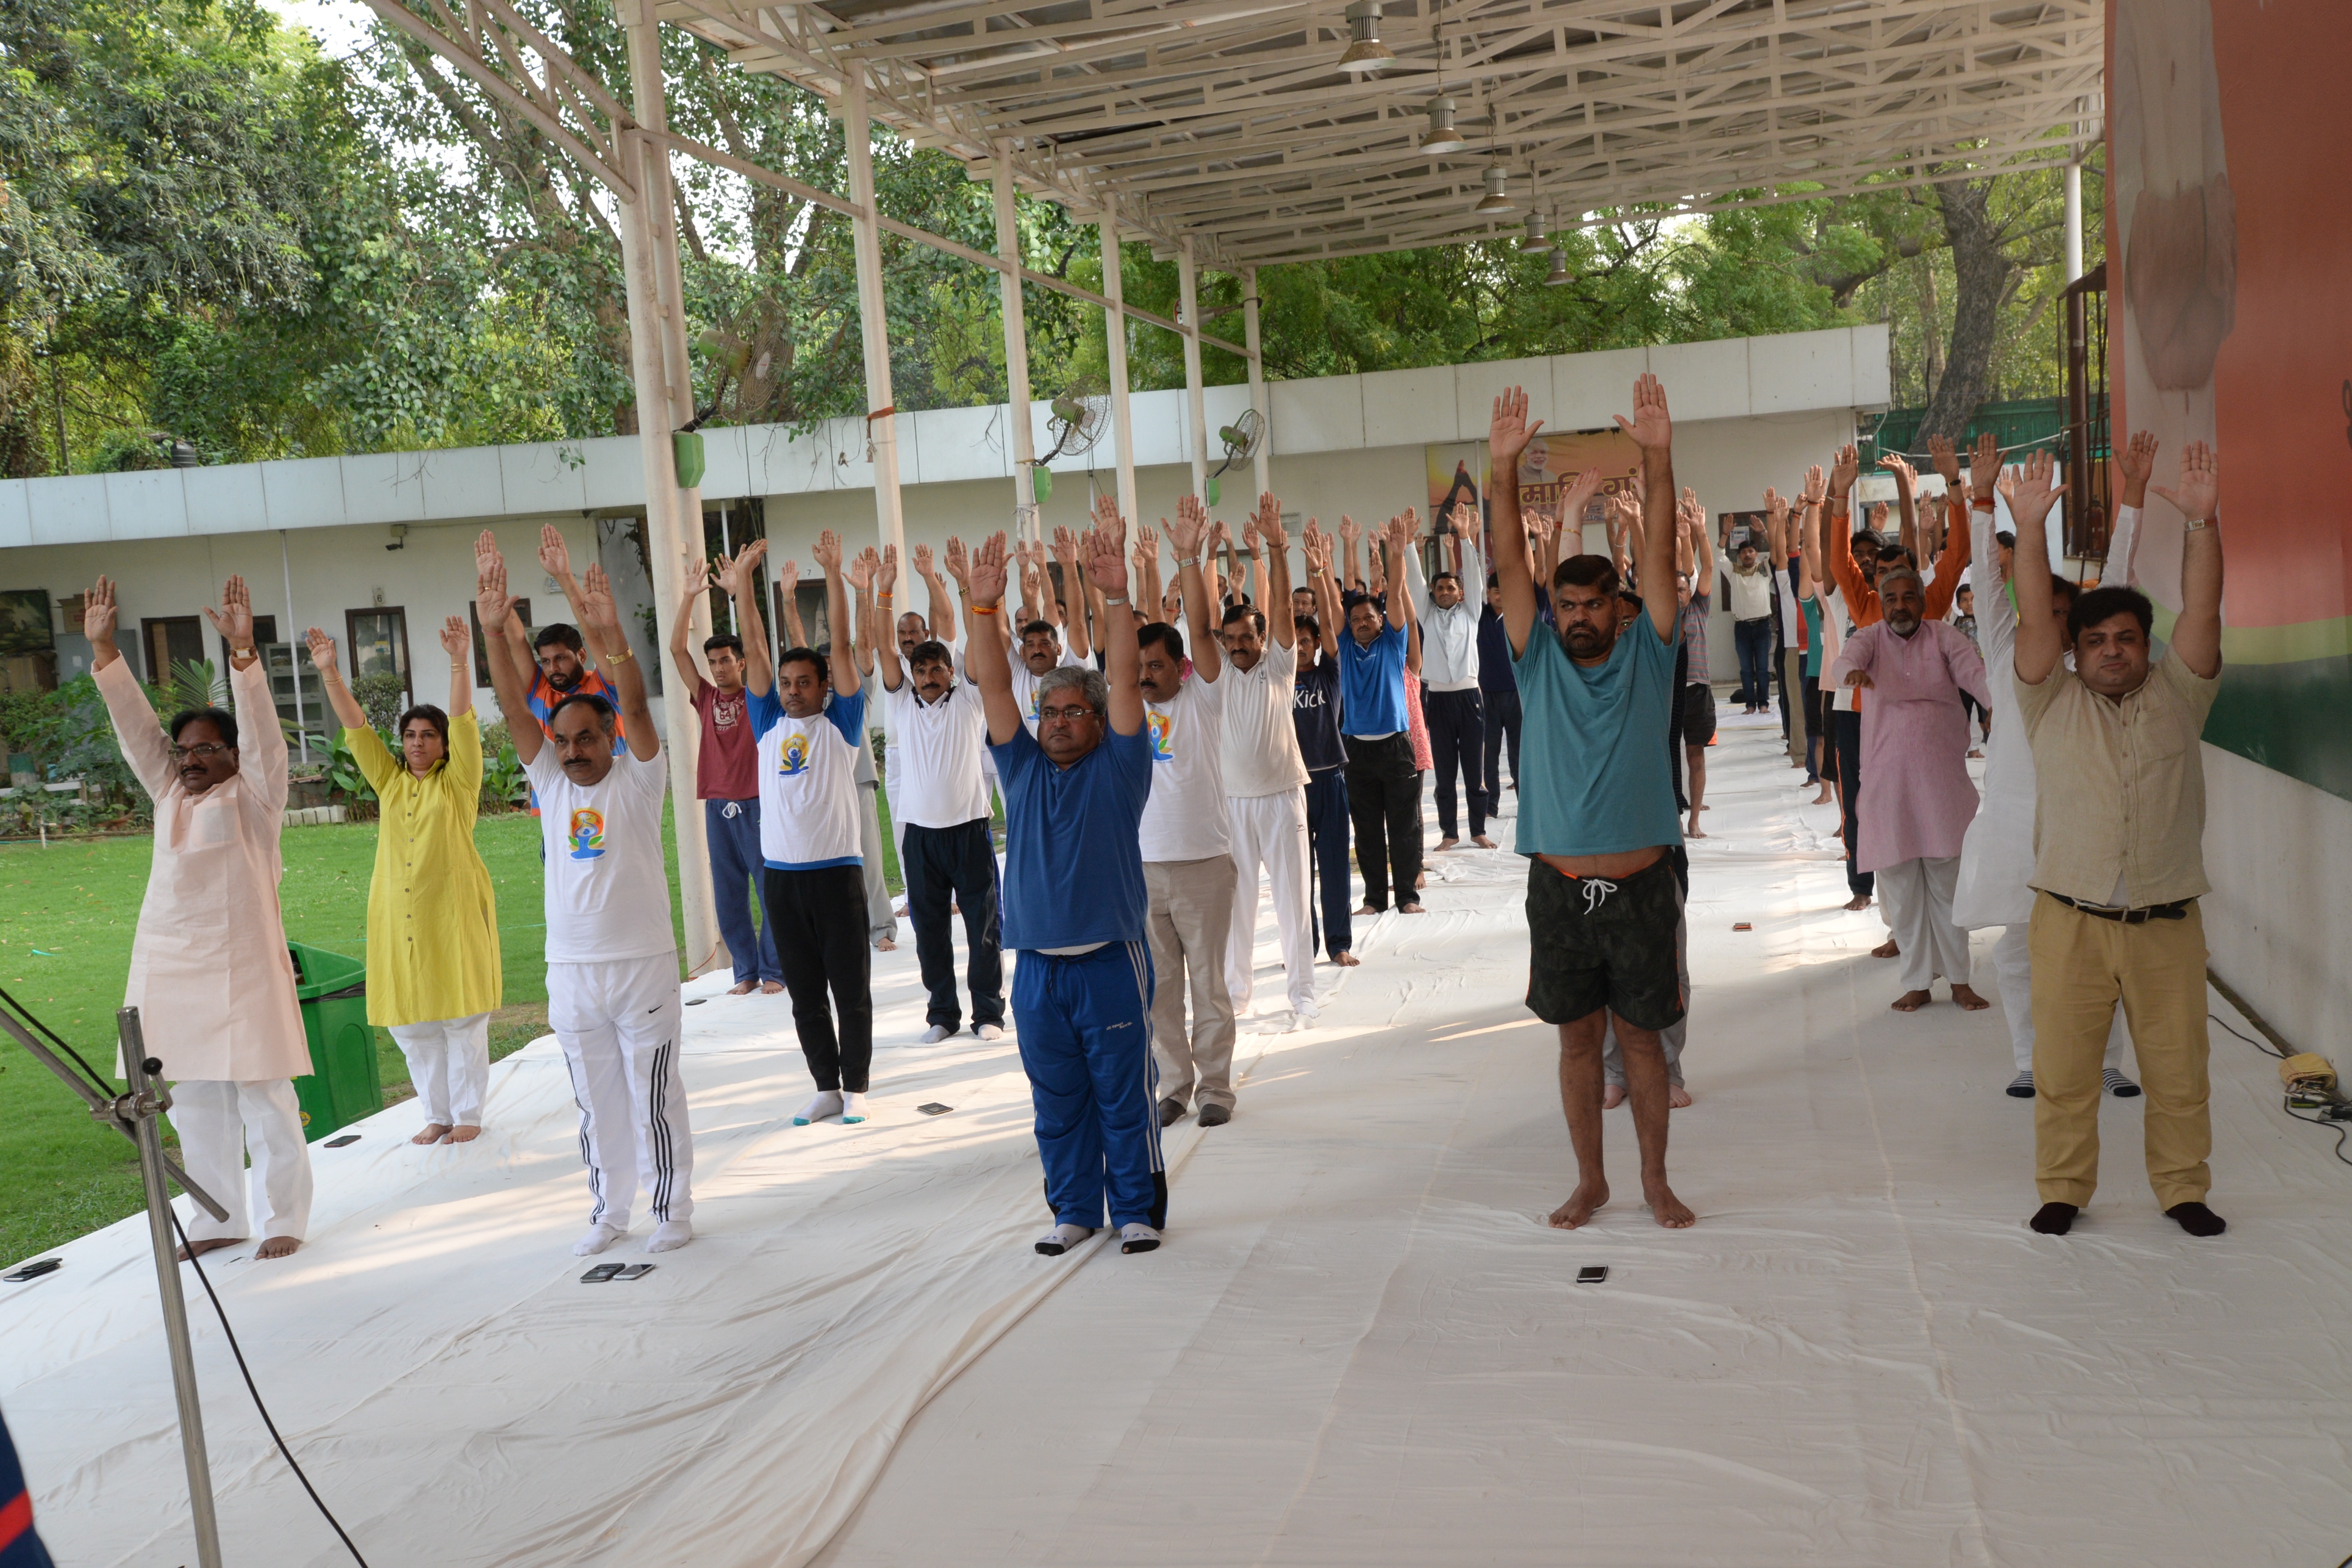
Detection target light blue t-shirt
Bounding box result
[1513,616,1684,857]
[1336,621,1408,737]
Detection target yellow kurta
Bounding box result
[351,712,502,1026]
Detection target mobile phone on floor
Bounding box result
[4,1258,62,1283]
[615,1264,656,1281]
[1576,1265,1609,1284]
[324,1134,360,1148]
[581,1263,624,1283]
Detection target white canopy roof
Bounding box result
[658,0,2103,266]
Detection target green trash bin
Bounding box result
[287,941,382,1141]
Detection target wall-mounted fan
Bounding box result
[1205,406,1263,507]
[1032,376,1109,501]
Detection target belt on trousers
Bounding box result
[2048,892,2191,924]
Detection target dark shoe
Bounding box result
[2029,1202,2079,1235]
[1198,1104,1231,1128]
[1157,1096,1187,1129]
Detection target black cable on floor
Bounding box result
[168,1214,371,1567]
[2210,1011,2352,1171]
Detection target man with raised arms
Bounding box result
[1491,377,1694,1231]
[965,525,1167,1256]
[476,542,693,1255]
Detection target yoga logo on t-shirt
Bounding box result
[1146,707,1177,762]
[778,730,812,777]
[567,807,606,860]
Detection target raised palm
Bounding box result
[82,577,118,643]
[1612,374,1670,452]
[537,523,573,580]
[2150,440,2220,521]
[1996,450,2067,531]
[1489,385,1545,465]
[439,616,468,659]
[968,533,1010,606]
[580,564,622,642]
[305,628,338,673]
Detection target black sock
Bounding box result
[2029,1202,2078,1235]
[2165,1202,2226,1238]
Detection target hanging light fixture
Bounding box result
[1472,162,1516,216]
[1542,244,1573,287]
[1337,1,1396,74]
[1419,96,1468,156]
[1518,210,1552,251]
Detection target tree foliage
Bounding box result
[0,1,2096,479]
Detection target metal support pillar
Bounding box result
[1098,212,1139,524]
[1178,236,1208,499]
[619,1,717,974]
[843,70,906,567]
[993,147,1039,544]
[2063,162,2084,283]
[1241,265,1270,500]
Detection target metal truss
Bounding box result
[656,0,2102,266]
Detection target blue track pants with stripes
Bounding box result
[1013,941,1168,1231]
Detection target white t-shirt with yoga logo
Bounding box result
[524,745,676,964]
[1137,671,1230,863]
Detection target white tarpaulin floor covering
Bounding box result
[7,705,2351,1567]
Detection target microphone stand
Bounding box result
[1,1004,226,1568]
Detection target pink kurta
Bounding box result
[1828,621,1992,873]
[99,657,310,1081]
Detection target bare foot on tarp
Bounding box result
[255,1235,301,1260]
[761,980,784,995]
[447,1124,482,1143]
[1645,1182,1696,1229]
[178,1236,243,1261]
[1891,989,1931,1012]
[1332,951,1361,967]
[1548,1178,1609,1229]
[727,978,758,996]
[1669,1084,1693,1109]
[1602,1083,1626,1109]
[1951,984,1991,1012]
[412,1123,450,1145]
[1843,894,1872,912]
[1871,938,1901,958]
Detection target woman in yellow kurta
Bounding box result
[308,617,502,1144]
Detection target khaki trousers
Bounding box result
[1145,854,1239,1111]
[2029,892,2211,1209]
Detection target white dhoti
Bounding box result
[1223,790,1317,1019]
[548,953,694,1230]
[1878,856,1971,993]
[171,1079,313,1243]
[388,1012,493,1128]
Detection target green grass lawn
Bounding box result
[0,807,696,1268]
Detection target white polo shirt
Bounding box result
[1137,671,1230,863]
[525,745,676,964]
[1219,640,1309,799]
[751,687,867,869]
[1009,642,1087,737]
[879,676,990,829]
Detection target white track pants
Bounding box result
[1223,790,1317,1018]
[1989,922,2129,1076]
[548,953,693,1230]
[388,1012,492,1128]
[170,1079,312,1243]
[1879,856,1971,993]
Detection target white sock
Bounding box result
[1119,1222,1161,1254]
[644,1219,693,1253]
[794,1091,843,1125]
[975,1023,1003,1041]
[572,1222,624,1256]
[1034,1223,1094,1256]
[918,1024,953,1044]
[840,1091,867,1124]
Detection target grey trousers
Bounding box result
[1145,854,1240,1111]
[858,781,898,943]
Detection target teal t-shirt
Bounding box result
[1512,615,1685,858]
[1800,594,1825,677]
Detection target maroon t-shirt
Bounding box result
[692,682,758,800]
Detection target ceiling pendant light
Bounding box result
[1419,96,1468,156]
[1542,247,1573,287]
[1337,2,1396,74]
[1518,210,1552,251]
[1472,162,1516,216]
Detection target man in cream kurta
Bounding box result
[91,574,314,1260]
